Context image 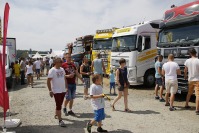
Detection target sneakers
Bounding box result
[159,98,165,102]
[86,122,92,133]
[169,107,176,111]
[59,120,66,127]
[63,108,68,116]
[155,96,160,100]
[68,110,75,116]
[97,127,108,132]
[83,95,88,100]
[165,103,170,106]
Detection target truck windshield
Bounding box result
[159,23,199,46]
[93,39,112,50]
[112,35,137,52]
[75,45,84,53]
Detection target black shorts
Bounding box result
[27,73,32,76]
[118,85,125,91]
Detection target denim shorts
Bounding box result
[36,69,40,74]
[83,78,90,89]
[110,82,115,89]
[156,78,163,87]
[65,84,76,100]
[94,108,105,122]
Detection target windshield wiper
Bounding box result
[112,47,119,52]
[121,47,131,52]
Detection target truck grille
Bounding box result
[177,65,188,92]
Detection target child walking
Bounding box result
[80,57,92,100]
[87,74,108,133]
[109,70,116,95]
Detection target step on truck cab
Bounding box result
[156,1,199,93]
[111,20,160,87]
[92,28,117,75]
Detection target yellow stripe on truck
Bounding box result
[116,28,131,33]
[146,49,157,55]
[137,49,157,62]
[94,33,113,39]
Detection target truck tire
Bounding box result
[144,70,155,88]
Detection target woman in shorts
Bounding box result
[111,58,131,112]
[26,61,34,88]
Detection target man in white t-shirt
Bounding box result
[162,54,181,111]
[47,58,67,127]
[184,48,199,115]
[34,58,42,80]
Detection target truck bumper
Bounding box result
[128,67,144,86]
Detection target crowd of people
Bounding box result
[154,48,199,114]
[11,56,55,88]
[42,48,199,132]
[47,52,130,133]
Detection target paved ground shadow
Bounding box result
[12,124,85,133]
[93,129,133,133]
[73,112,111,119]
[0,112,19,118]
[116,110,160,115]
[131,110,160,115]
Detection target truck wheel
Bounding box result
[144,70,155,88]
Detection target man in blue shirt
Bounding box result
[91,53,106,86]
[154,55,165,102]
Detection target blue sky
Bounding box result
[0,0,195,51]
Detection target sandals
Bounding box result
[125,108,132,112]
[111,104,115,111]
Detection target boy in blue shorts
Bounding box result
[109,70,116,95]
[87,74,108,133]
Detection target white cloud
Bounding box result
[0,0,196,51]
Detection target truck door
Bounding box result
[137,35,151,78]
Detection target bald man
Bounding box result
[162,54,181,111]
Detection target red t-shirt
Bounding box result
[62,62,76,84]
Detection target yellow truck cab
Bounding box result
[92,28,117,75]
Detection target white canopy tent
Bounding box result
[49,51,64,58]
[32,52,42,59]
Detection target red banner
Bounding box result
[0,3,10,121]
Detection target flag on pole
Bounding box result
[0,3,10,121]
[0,18,2,45]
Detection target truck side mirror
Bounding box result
[137,36,142,52]
[142,36,146,51]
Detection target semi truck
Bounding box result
[1,17,16,88]
[156,1,199,93]
[71,35,93,66]
[92,28,117,75]
[111,20,160,87]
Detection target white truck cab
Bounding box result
[0,45,12,88]
[111,20,160,87]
